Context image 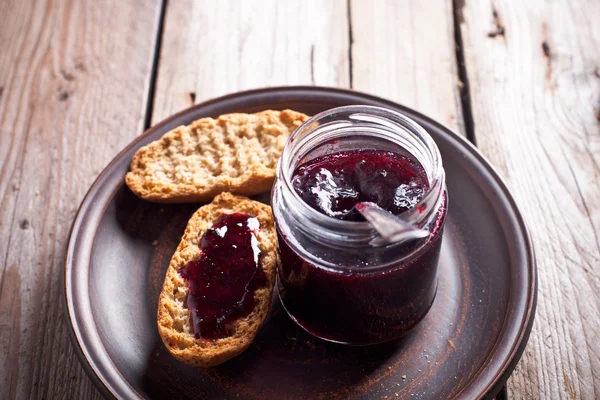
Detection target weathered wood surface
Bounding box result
[151,0,350,124]
[458,0,600,398]
[0,0,162,398]
[350,0,462,133]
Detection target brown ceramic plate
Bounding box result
[65,87,536,400]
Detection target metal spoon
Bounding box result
[354,202,429,247]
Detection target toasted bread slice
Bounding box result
[125,109,309,203]
[157,192,277,367]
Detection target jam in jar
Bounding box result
[272,105,447,345]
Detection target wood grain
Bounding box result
[0,0,162,398]
[350,0,462,133]
[458,0,600,398]
[151,0,350,124]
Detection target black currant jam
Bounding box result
[179,213,265,340]
[272,105,448,345]
[292,149,430,221]
[277,190,446,344]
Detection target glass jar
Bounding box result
[272,105,447,345]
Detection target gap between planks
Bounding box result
[347,0,354,89]
[144,0,168,131]
[452,0,476,145]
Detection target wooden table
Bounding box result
[1,0,598,398]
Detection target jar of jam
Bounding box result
[272,105,447,345]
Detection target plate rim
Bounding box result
[64,86,537,400]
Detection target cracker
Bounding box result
[157,193,277,367]
[125,110,309,203]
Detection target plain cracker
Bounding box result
[125,110,309,203]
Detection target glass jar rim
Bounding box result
[277,104,445,237]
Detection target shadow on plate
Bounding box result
[140,295,401,400]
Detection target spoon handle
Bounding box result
[355,202,429,247]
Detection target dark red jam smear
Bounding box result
[179,213,265,340]
[292,149,429,221]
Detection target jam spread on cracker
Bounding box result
[179,213,265,340]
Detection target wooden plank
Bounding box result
[151,0,350,124]
[458,0,600,398]
[0,0,162,398]
[350,0,462,133]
